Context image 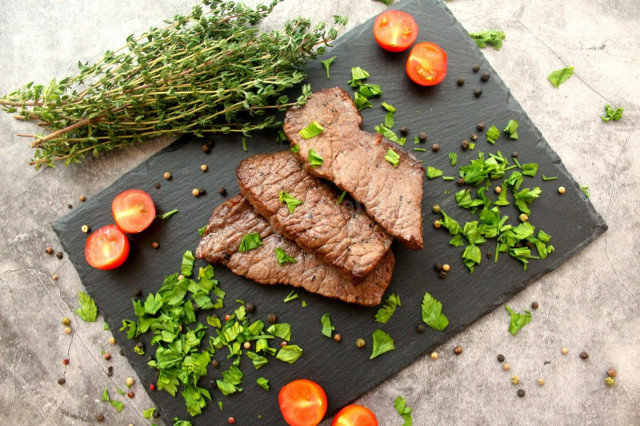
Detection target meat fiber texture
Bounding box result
[236,151,393,279]
[195,195,394,306]
[284,87,425,250]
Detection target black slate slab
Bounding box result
[53,0,607,424]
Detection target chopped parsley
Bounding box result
[299,121,325,139]
[142,407,156,419]
[449,152,458,166]
[101,388,124,412]
[505,305,532,335]
[321,313,335,338]
[290,144,300,154]
[503,119,519,140]
[267,323,291,341]
[321,56,336,79]
[542,174,558,181]
[486,125,500,144]
[354,92,373,110]
[75,291,98,322]
[601,104,624,122]
[385,149,401,167]
[375,124,406,145]
[276,345,303,364]
[238,232,262,252]
[521,163,538,177]
[275,247,297,266]
[580,186,590,197]
[394,396,413,426]
[414,147,426,152]
[181,250,195,277]
[279,191,303,214]
[374,294,401,324]
[256,377,270,391]
[283,290,299,303]
[198,225,207,236]
[426,166,443,179]
[548,67,574,88]
[157,209,179,219]
[217,365,243,396]
[242,136,248,152]
[360,83,382,98]
[347,66,370,87]
[421,292,449,331]
[370,329,395,359]
[337,190,347,205]
[308,149,324,167]
[382,102,396,128]
[469,30,506,50]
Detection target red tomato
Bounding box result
[373,10,418,52]
[405,41,448,86]
[85,225,130,270]
[112,189,156,233]
[331,405,379,426]
[279,379,328,426]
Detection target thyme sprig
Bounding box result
[1,0,347,168]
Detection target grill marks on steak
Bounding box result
[236,151,392,279]
[195,195,394,306]
[283,87,425,250]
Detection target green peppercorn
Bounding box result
[604,377,615,387]
[355,338,366,348]
[511,375,520,385]
[61,317,71,326]
[81,225,90,233]
[432,204,441,214]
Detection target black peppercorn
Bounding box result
[56,252,64,259]
[67,204,73,209]
[245,302,256,313]
[209,380,218,389]
[211,359,219,368]
[461,140,470,150]
[531,302,539,309]
[497,354,505,362]
[218,187,227,196]
[579,351,589,360]
[418,132,428,143]
[474,88,483,98]
[96,414,105,422]
[481,72,490,82]
[477,122,486,131]
[268,313,277,323]
[57,377,66,385]
[434,263,443,271]
[486,252,493,259]
[457,178,465,186]
[517,389,525,398]
[472,64,480,72]
[107,366,113,377]
[154,182,161,189]
[399,125,410,135]
[431,143,440,152]
[134,289,143,297]
[437,270,447,279]
[202,144,210,153]
[416,324,425,333]
[470,133,478,141]
[136,341,145,349]
[153,410,161,418]
[457,78,465,86]
[512,152,519,158]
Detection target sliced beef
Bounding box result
[195,195,394,306]
[236,151,392,279]
[283,87,425,250]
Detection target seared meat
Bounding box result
[283,87,425,249]
[236,151,392,279]
[195,195,394,306]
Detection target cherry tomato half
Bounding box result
[331,405,379,426]
[373,10,419,53]
[279,379,328,426]
[85,225,130,270]
[406,41,448,86]
[112,189,156,234]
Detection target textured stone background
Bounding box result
[0,0,638,425]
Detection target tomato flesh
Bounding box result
[406,41,448,86]
[331,405,378,426]
[373,10,418,53]
[85,225,130,270]
[279,379,328,426]
[112,189,156,233]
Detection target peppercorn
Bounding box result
[134,289,143,297]
[503,363,511,371]
[511,375,520,385]
[68,204,73,209]
[486,252,493,259]
[477,122,486,131]
[153,409,160,418]
[512,151,519,158]
[561,347,569,355]
[461,140,470,150]
[432,204,441,214]
[481,72,490,82]
[218,187,227,196]
[399,125,410,136]
[442,264,451,272]
[456,178,465,186]
[81,225,90,233]
[472,64,480,72]
[558,186,566,194]
[519,213,529,222]
[202,144,211,153]
[454,346,463,355]
[52,274,59,281]
[224,314,231,321]
[126,377,135,387]
[163,172,171,180]
[46,246,54,254]
[474,88,483,98]
[531,302,539,309]
[418,132,428,142]
[457,78,465,86]
[96,414,105,422]
[245,302,256,313]
[61,317,70,326]
[127,391,135,398]
[154,182,161,189]
[579,351,589,360]
[434,263,443,272]
[517,389,525,398]
[108,337,116,345]
[538,378,545,386]
[433,220,441,229]
[228,417,235,424]
[243,341,251,350]
[79,195,87,202]
[431,143,440,152]
[333,334,342,342]
[470,133,478,141]
[62,358,69,366]
[607,368,617,378]
[56,252,64,259]
[211,359,219,368]
[209,380,217,389]
[430,351,439,360]
[495,186,502,194]
[416,324,425,333]
[497,354,505,362]
[149,384,156,391]
[57,377,66,385]
[280,341,288,347]
[178,274,185,281]
[268,313,277,324]
[437,270,447,279]
[192,188,200,197]
[200,164,208,172]
[64,326,72,335]
[356,338,366,348]
[103,352,112,361]
[604,377,615,387]
[107,366,113,377]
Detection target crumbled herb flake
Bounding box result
[276,345,303,364]
[321,313,335,338]
[308,149,324,167]
[353,92,373,110]
[385,149,401,167]
[279,191,303,214]
[157,209,179,219]
[486,125,500,144]
[256,377,270,391]
[541,175,558,181]
[242,136,248,152]
[427,166,443,180]
[375,123,406,145]
[348,66,370,87]
[275,247,297,266]
[580,186,590,197]
[337,190,347,205]
[505,305,532,335]
[503,120,519,140]
[601,104,624,122]
[238,232,262,252]
[469,30,506,50]
[394,396,413,426]
[198,225,207,236]
[181,250,195,277]
[75,291,98,322]
[283,290,299,303]
[375,294,401,324]
[299,121,325,139]
[449,152,458,166]
[548,67,574,88]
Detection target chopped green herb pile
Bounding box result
[394,396,413,426]
[469,30,506,50]
[374,294,401,324]
[505,305,532,335]
[370,329,395,359]
[299,121,325,139]
[601,104,624,122]
[548,67,574,88]
[421,292,449,331]
[75,291,98,322]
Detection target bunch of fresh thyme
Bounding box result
[0,0,347,168]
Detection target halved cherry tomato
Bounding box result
[406,41,448,86]
[279,379,328,426]
[85,225,130,270]
[112,189,156,233]
[331,405,379,426]
[373,10,418,53]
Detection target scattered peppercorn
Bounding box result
[470,133,478,141]
[457,178,465,186]
[151,241,160,250]
[472,64,480,72]
[512,151,519,158]
[280,341,288,347]
[538,378,545,386]
[163,172,171,180]
[64,326,72,335]
[192,188,200,197]
[432,204,441,214]
[56,252,64,259]
[433,220,441,229]
[79,195,87,202]
[442,264,451,272]
[209,380,217,389]
[454,346,463,355]
[81,225,90,233]
[62,358,69,366]
[268,314,277,324]
[416,324,425,333]
[152,409,160,418]
[127,391,135,398]
[497,354,505,362]
[437,270,447,279]
[461,140,470,150]
[154,182,161,189]
[57,377,66,385]
[356,338,366,348]
[517,389,525,398]
[399,125,410,136]
[67,204,73,209]
[604,377,615,387]
[434,263,443,272]
[579,351,589,360]
[495,186,502,194]
[418,132,428,143]
[511,375,520,385]
[46,246,54,254]
[333,334,342,343]
[126,377,134,387]
[149,384,156,391]
[52,274,59,281]
[503,363,511,371]
[200,164,208,172]
[96,414,105,422]
[107,366,113,377]
[243,341,251,350]
[103,352,112,361]
[457,78,465,86]
[519,213,529,222]
[561,347,569,355]
[481,72,490,82]
[531,302,539,310]
[486,252,493,259]
[430,351,439,360]
[109,337,116,345]
[211,360,219,368]
[224,314,231,321]
[607,368,617,378]
[245,302,256,313]
[473,88,483,98]
[218,187,227,196]
[134,289,143,297]
[202,144,211,153]
[431,143,440,152]
[228,417,235,424]
[477,122,486,131]
[558,186,566,194]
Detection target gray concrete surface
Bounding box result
[0,0,638,424]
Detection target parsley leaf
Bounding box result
[421,292,449,331]
[321,56,336,79]
[375,124,406,145]
[521,163,538,177]
[548,67,574,88]
[142,407,156,419]
[375,294,401,324]
[299,121,325,139]
[308,149,324,167]
[353,92,373,110]
[514,187,541,214]
[469,30,506,50]
[198,225,207,236]
[279,191,303,214]
[181,250,195,277]
[503,119,519,140]
[247,351,269,370]
[385,149,401,167]
[276,345,303,364]
[394,396,413,426]
[290,144,300,154]
[505,305,532,335]
[238,233,262,252]
[101,388,124,412]
[267,323,291,341]
[257,377,270,391]
[449,152,458,166]
[275,247,297,266]
[370,329,395,359]
[75,291,98,322]
[601,104,624,122]
[427,166,443,180]
[486,125,500,144]
[360,83,383,98]
[348,66,370,87]
[321,313,335,338]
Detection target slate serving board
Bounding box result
[54,0,607,423]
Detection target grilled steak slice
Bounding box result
[195,195,394,306]
[283,87,425,250]
[236,151,392,279]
